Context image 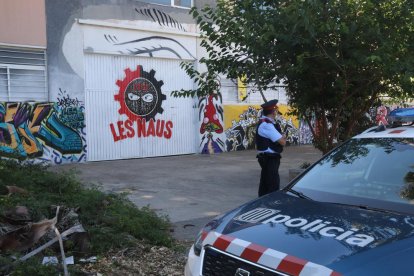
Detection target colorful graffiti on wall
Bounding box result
[199,94,225,154]
[56,89,85,131]
[110,65,173,142]
[0,91,86,164]
[299,119,314,145]
[224,104,311,151]
[225,106,258,151]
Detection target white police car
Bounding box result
[185,108,414,276]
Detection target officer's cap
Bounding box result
[261,99,278,111]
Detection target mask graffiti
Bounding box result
[199,94,225,154]
[114,66,166,121]
[0,100,84,161]
[110,66,173,142]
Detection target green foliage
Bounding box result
[0,158,173,273]
[177,0,414,153]
[8,258,59,276]
[171,61,221,98]
[8,258,87,276]
[299,162,311,169]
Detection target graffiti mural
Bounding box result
[110,65,173,142]
[135,8,187,32]
[104,35,195,60]
[224,104,309,151]
[56,88,85,130]
[299,119,314,145]
[101,8,192,60]
[225,106,258,151]
[0,92,86,164]
[43,0,206,161]
[276,116,300,146]
[199,94,225,154]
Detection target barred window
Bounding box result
[0,47,48,102]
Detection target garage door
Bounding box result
[84,53,197,161]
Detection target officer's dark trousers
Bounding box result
[257,154,281,197]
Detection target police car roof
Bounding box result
[354,125,414,139]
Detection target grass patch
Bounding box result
[0,158,173,274]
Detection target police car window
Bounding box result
[293,138,414,209]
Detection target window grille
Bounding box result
[0,47,48,102]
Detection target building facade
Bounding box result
[0,0,310,164]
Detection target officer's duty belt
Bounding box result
[256,152,280,158]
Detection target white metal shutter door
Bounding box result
[84,54,197,161]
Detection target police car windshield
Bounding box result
[292,138,414,214]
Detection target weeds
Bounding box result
[0,158,173,274]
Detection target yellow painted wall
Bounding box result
[278,105,299,128]
[224,105,260,129]
[224,104,299,129]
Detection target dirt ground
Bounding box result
[78,240,192,275]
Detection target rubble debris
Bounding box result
[1,204,88,262]
[20,224,86,261]
[1,206,31,225]
[4,185,29,197]
[79,256,97,263]
[42,256,74,266]
[42,256,58,265]
[0,216,57,252]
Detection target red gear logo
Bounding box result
[114,65,166,121]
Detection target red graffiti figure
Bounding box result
[375,106,388,126]
[200,95,223,134]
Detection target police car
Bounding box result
[185,107,414,276]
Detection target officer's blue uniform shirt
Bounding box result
[257,116,282,153]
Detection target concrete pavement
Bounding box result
[52,145,322,241]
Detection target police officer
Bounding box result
[256,99,286,197]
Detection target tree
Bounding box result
[172,0,414,153]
